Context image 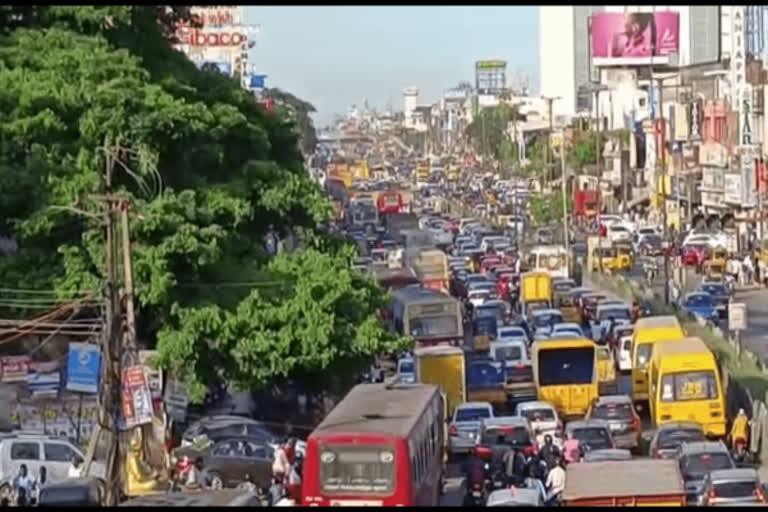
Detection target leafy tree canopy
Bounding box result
[465,103,522,164]
[0,6,405,401]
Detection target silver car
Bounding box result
[697,468,765,507]
[449,402,494,456]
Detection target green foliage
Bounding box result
[567,129,603,171]
[263,88,319,156]
[529,193,572,226]
[465,103,521,163]
[0,6,397,401]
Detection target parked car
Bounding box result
[680,292,719,320]
[696,468,766,507]
[0,433,105,494]
[677,441,736,503]
[172,436,275,489]
[649,422,706,460]
[585,395,641,451]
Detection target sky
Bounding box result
[245,6,539,126]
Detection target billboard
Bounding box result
[475,60,507,70]
[196,60,232,75]
[591,12,680,63]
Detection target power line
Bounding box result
[0,287,98,296]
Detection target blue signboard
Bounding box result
[250,74,267,89]
[27,370,61,397]
[66,342,101,394]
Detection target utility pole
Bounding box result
[655,74,672,306]
[560,129,570,270]
[542,96,557,182]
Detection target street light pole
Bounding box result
[560,129,570,271]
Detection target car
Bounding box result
[592,302,632,341]
[449,402,495,456]
[529,309,565,334]
[497,325,530,345]
[636,233,664,256]
[476,416,537,461]
[468,286,497,307]
[682,243,710,267]
[649,422,706,459]
[396,356,415,384]
[697,468,766,506]
[564,420,615,453]
[514,401,563,448]
[606,224,632,243]
[612,324,634,372]
[486,487,542,507]
[0,433,106,489]
[585,395,641,451]
[551,278,576,294]
[180,415,306,458]
[550,322,584,339]
[698,282,730,318]
[676,440,736,503]
[680,292,719,320]
[581,448,632,462]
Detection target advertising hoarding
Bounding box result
[741,145,758,207]
[120,365,154,429]
[699,142,728,167]
[591,12,680,64]
[724,173,743,204]
[1,356,30,383]
[196,60,232,75]
[475,60,507,70]
[732,6,746,133]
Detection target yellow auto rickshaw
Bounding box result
[596,344,617,394]
[591,246,617,273]
[710,246,728,268]
[613,242,634,272]
[704,259,725,280]
[555,291,582,324]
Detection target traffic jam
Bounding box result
[306,157,767,507]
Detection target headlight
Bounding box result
[468,431,475,438]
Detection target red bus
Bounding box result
[302,383,445,507]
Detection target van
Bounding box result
[631,316,685,402]
[533,338,598,418]
[648,337,726,437]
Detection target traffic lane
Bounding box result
[441,466,465,507]
[733,287,768,365]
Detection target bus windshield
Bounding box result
[537,347,595,386]
[409,315,458,337]
[320,445,396,494]
[660,371,719,402]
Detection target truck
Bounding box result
[410,249,449,292]
[520,271,553,316]
[414,345,466,418]
[464,353,508,408]
[563,459,686,506]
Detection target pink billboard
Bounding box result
[591,12,680,59]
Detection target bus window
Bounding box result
[409,316,458,337]
[320,445,395,494]
[661,371,719,402]
[537,347,595,386]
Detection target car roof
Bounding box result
[517,401,555,410]
[595,395,632,405]
[483,416,529,428]
[679,440,730,455]
[486,487,540,506]
[458,401,493,410]
[552,322,582,330]
[532,308,562,316]
[708,468,759,481]
[567,419,610,429]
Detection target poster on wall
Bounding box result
[1,356,31,383]
[138,350,163,400]
[724,173,743,204]
[591,12,680,63]
[11,397,99,446]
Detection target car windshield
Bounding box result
[495,345,523,362]
[398,360,414,374]
[498,328,525,339]
[657,428,705,450]
[456,408,492,422]
[591,403,633,420]
[482,426,531,446]
[713,480,758,498]
[682,453,734,478]
[598,308,630,322]
[519,408,556,422]
[685,294,715,307]
[572,427,611,448]
[534,313,563,328]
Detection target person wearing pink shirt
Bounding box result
[562,432,581,464]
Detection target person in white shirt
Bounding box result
[68,457,84,478]
[272,443,290,481]
[545,456,566,505]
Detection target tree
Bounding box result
[566,129,604,173]
[465,103,521,163]
[529,193,572,226]
[0,6,402,402]
[263,87,319,156]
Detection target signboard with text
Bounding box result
[591,12,680,65]
[729,302,747,331]
[120,366,154,429]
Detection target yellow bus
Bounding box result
[648,337,726,437]
[631,316,685,402]
[533,338,598,418]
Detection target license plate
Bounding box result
[472,491,482,498]
[609,423,623,431]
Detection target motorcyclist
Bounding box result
[461,447,489,505]
[631,301,640,323]
[538,434,561,470]
[545,456,566,506]
[501,442,527,486]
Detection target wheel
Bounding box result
[0,483,12,502]
[209,473,224,490]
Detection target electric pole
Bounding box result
[560,129,570,270]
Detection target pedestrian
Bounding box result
[185,456,209,489]
[562,431,581,464]
[539,434,560,470]
[13,464,35,499]
[16,486,27,508]
[743,254,754,285]
[272,439,292,483]
[32,466,47,504]
[68,457,84,478]
[545,456,566,505]
[268,476,284,506]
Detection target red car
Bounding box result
[480,257,502,274]
[682,244,710,267]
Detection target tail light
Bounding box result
[475,445,493,460]
[755,486,765,502]
[707,488,717,505]
[524,444,537,456]
[450,425,458,436]
[631,416,641,432]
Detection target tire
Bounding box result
[0,483,12,502]
[209,473,224,490]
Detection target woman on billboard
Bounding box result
[610,12,656,58]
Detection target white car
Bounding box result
[497,325,530,345]
[616,331,634,372]
[480,236,507,253]
[397,356,415,384]
[468,287,495,307]
[606,224,632,243]
[514,401,563,448]
[550,322,584,338]
[682,231,729,249]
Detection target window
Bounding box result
[320,445,395,494]
[11,442,39,461]
[212,441,237,457]
[44,442,78,462]
[661,371,719,402]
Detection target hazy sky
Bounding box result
[245,6,539,125]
